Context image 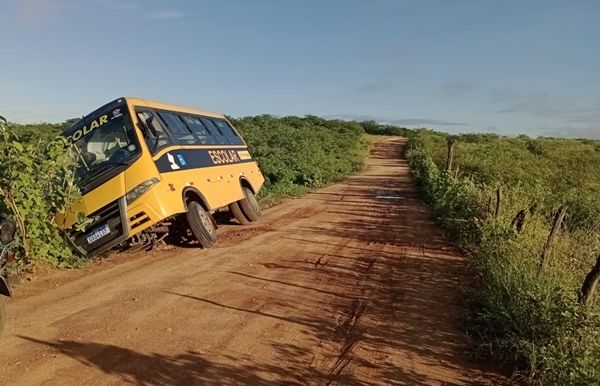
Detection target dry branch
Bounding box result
[538,205,567,273]
[494,188,502,219]
[446,137,456,172]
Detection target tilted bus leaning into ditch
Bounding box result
[57,97,264,257]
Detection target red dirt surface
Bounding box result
[0,138,511,385]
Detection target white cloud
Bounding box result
[489,89,600,133]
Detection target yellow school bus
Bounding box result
[58,97,264,256]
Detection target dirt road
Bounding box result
[0,138,509,385]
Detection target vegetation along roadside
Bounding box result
[406,129,600,385]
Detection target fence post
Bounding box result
[494,188,502,219]
[578,254,600,307]
[446,137,456,172]
[538,205,567,273]
[510,209,527,233]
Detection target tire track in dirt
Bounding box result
[0,138,510,385]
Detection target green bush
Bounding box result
[0,116,80,266]
[232,115,370,201]
[357,120,414,137]
[7,119,76,143]
[406,130,600,384]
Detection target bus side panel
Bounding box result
[156,160,263,211]
[241,164,265,195]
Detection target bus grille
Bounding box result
[68,199,124,254]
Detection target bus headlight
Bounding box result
[126,177,160,205]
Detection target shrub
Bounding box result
[232,115,370,200]
[357,120,414,137]
[0,116,80,266]
[406,130,600,384]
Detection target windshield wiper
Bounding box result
[105,159,131,167]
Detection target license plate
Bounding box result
[85,224,110,244]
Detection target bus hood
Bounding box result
[56,173,126,229]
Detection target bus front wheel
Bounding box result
[239,187,261,222]
[186,201,217,248]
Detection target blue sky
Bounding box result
[1,0,598,138]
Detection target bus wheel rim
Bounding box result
[198,208,214,234]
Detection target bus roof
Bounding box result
[125,97,225,119]
[62,97,126,138]
[62,97,226,138]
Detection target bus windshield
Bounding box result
[72,113,140,192]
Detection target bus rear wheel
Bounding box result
[0,298,6,336]
[239,187,261,222]
[186,201,217,248]
[228,201,251,225]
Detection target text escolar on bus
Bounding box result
[57,97,264,256]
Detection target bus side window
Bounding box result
[136,110,172,154]
[200,117,229,144]
[214,119,243,145]
[181,115,217,145]
[158,111,198,145]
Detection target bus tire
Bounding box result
[0,298,5,336]
[186,201,217,248]
[239,187,261,222]
[228,201,251,225]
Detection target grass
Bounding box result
[406,130,600,384]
